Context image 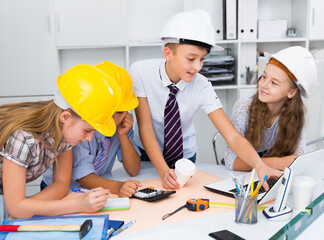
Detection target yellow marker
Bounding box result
[209,202,268,211]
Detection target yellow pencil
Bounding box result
[250,176,254,197]
[251,174,268,198]
[249,177,254,222]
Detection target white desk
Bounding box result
[106,162,324,240]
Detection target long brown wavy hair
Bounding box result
[246,77,305,157]
[0,100,67,162]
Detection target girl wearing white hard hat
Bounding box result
[225,46,317,171]
[0,64,122,222]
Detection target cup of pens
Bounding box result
[232,170,267,225]
[235,194,258,224]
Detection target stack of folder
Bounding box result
[200,55,235,85]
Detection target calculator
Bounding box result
[133,187,176,202]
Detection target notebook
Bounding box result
[100,197,130,211]
[204,148,324,204]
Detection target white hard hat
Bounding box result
[160,10,223,52]
[265,46,317,98]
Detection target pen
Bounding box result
[244,169,255,198]
[71,188,111,199]
[229,173,240,195]
[112,220,136,236]
[71,188,85,193]
[107,228,115,239]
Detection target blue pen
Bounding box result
[112,220,136,236]
[232,177,241,195]
[229,173,241,195]
[71,188,85,193]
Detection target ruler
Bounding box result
[209,202,268,211]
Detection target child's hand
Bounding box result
[255,161,282,191]
[116,112,134,136]
[78,188,109,213]
[118,180,142,197]
[161,169,180,190]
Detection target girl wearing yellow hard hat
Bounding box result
[42,61,142,198]
[0,64,122,221]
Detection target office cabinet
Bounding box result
[0,0,59,97]
[308,0,324,40]
[54,0,128,48]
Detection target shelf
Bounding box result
[215,40,239,45]
[240,38,307,43]
[240,84,257,89]
[309,39,324,42]
[56,44,127,50]
[129,40,239,47]
[55,36,308,50]
[128,40,163,47]
[55,37,309,49]
[212,85,238,90]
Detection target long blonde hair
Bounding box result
[247,78,305,157]
[0,100,65,161]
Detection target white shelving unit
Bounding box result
[1,0,324,166]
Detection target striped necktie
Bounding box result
[93,137,112,175]
[163,85,183,168]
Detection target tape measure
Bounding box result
[186,198,209,211]
[162,199,268,220]
[209,202,268,211]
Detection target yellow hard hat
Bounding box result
[56,64,122,136]
[96,61,139,111]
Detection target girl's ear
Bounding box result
[60,110,72,123]
[288,87,298,99]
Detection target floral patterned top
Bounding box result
[224,95,305,169]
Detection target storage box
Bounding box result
[258,19,287,39]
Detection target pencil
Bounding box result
[251,174,268,198]
[250,176,254,197]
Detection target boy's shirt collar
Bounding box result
[160,61,187,91]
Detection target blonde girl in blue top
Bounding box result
[0,64,122,221]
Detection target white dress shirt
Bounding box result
[130,59,222,159]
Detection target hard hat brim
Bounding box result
[91,117,116,137]
[116,93,139,112]
[162,37,224,52]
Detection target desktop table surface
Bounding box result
[105,162,324,240]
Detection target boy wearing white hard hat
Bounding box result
[225,46,317,171]
[130,10,281,190]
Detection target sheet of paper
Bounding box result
[105,171,235,232]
